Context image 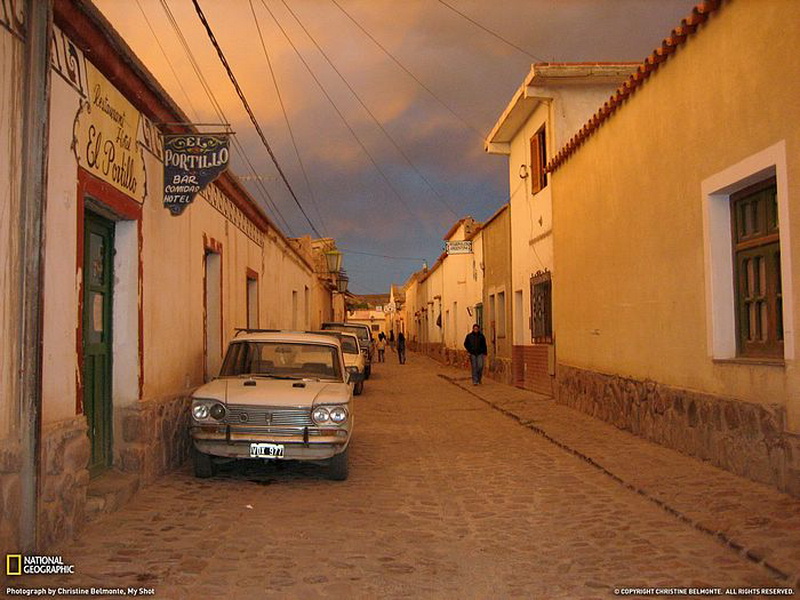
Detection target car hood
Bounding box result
[192,378,350,406]
[344,354,365,369]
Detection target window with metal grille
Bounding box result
[530,270,552,344]
[732,178,782,358]
[530,126,547,195]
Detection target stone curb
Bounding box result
[439,372,799,590]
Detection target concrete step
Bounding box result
[85,469,140,523]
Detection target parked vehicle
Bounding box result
[311,330,365,395]
[189,330,354,480]
[321,322,374,379]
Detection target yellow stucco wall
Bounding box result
[552,1,800,425]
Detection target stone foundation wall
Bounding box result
[117,394,192,484]
[557,364,800,497]
[0,439,23,550]
[487,356,513,386]
[412,343,512,384]
[40,417,91,548]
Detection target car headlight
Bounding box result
[192,403,210,420]
[329,406,348,424]
[346,366,358,374]
[312,407,330,424]
[192,400,226,421]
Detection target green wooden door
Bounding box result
[83,212,114,477]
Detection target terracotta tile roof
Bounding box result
[546,0,722,174]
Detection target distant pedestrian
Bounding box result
[376,336,387,362]
[463,324,487,385]
[397,332,406,364]
[389,329,395,351]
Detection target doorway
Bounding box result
[83,211,114,477]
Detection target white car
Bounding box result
[313,330,365,396]
[190,331,354,480]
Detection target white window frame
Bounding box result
[702,141,793,360]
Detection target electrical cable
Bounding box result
[258,0,421,224]
[192,0,323,238]
[339,248,426,261]
[135,0,201,122]
[157,0,294,233]
[279,0,459,219]
[435,0,548,63]
[248,0,328,236]
[329,0,485,141]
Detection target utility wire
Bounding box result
[136,0,201,122]
[279,0,458,219]
[329,0,485,142]
[192,0,323,238]
[435,0,548,63]
[157,0,294,233]
[339,248,425,261]
[259,0,420,223]
[248,0,328,236]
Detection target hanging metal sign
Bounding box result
[163,134,230,215]
[446,240,473,255]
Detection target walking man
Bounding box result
[464,323,487,385]
[397,331,406,364]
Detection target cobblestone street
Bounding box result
[14,352,799,599]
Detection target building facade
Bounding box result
[406,217,485,370]
[485,62,635,395]
[481,205,513,384]
[1,0,333,551]
[549,0,800,495]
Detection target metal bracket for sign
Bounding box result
[159,122,233,128]
[158,122,236,136]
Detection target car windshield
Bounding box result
[220,341,343,380]
[323,324,370,343]
[340,336,359,354]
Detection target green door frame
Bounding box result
[83,211,114,477]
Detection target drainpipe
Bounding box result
[18,0,53,552]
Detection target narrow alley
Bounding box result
[16,352,798,599]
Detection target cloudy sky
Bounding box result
[95,0,697,294]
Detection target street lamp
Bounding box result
[324,250,343,275]
[337,270,349,293]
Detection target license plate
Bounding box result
[250,443,285,459]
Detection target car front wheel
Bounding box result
[364,364,371,379]
[354,380,364,396]
[327,447,349,481]
[193,448,216,478]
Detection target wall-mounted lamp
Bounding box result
[519,164,529,179]
[336,270,349,293]
[324,250,343,274]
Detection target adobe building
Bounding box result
[485,62,636,395]
[549,0,800,495]
[1,0,333,551]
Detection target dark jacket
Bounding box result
[464,331,487,356]
[397,333,406,350]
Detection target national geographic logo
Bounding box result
[6,554,75,575]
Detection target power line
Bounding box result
[435,0,548,63]
[156,0,294,233]
[340,248,425,261]
[135,0,201,122]
[248,0,328,236]
[191,0,323,238]
[279,0,459,219]
[329,0,485,142]
[259,0,420,223]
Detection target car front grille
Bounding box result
[224,404,313,427]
